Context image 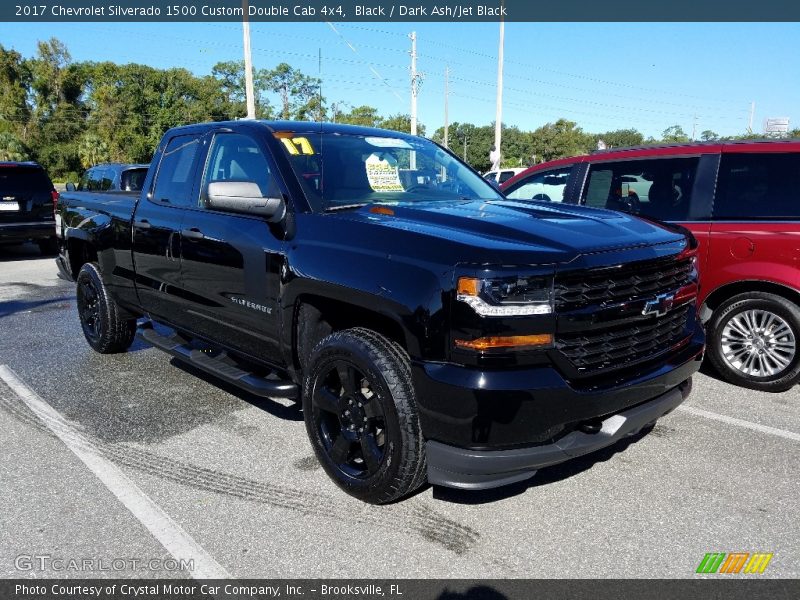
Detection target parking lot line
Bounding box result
[0,365,231,580]
[677,405,800,442]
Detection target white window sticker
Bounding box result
[365,153,404,192]
[364,137,413,149]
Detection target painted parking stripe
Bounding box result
[0,365,230,579]
[678,405,800,442]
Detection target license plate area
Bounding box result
[0,201,20,211]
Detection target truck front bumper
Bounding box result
[426,377,691,490]
[414,327,703,490]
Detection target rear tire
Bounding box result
[302,328,426,504]
[707,292,800,392]
[76,262,136,354]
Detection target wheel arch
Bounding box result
[292,294,413,375]
[701,280,800,322]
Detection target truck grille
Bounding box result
[556,305,691,373]
[553,255,695,375]
[554,257,693,311]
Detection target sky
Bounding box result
[2,21,799,138]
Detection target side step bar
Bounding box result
[136,323,298,400]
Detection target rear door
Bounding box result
[707,150,800,293]
[177,130,287,362]
[0,165,54,227]
[132,133,203,325]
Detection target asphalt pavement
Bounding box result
[1,243,798,579]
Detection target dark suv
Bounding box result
[502,140,800,391]
[0,161,58,254]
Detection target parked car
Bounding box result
[0,161,58,254]
[66,163,149,193]
[501,139,800,391]
[483,167,526,185]
[57,120,703,503]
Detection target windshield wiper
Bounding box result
[324,203,369,213]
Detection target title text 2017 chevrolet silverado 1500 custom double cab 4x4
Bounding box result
[57,121,704,503]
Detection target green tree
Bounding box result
[0,45,32,141]
[338,105,383,127]
[78,132,110,169]
[263,63,319,120]
[380,113,425,135]
[661,125,690,143]
[530,119,593,163]
[595,128,645,149]
[700,130,719,141]
[0,131,30,161]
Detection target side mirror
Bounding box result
[65,182,76,192]
[207,181,286,222]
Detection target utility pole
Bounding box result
[410,31,418,136]
[463,135,467,162]
[691,113,698,141]
[748,101,755,133]
[242,0,256,120]
[493,13,505,165]
[444,66,449,148]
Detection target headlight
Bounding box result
[457,275,553,317]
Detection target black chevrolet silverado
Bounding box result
[57,121,704,503]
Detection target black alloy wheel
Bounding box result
[302,328,427,504]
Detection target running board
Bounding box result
[136,323,298,400]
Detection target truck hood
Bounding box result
[328,199,688,267]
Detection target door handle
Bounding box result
[134,219,151,230]
[181,228,205,240]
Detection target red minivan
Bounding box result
[501,140,800,391]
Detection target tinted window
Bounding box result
[583,157,699,221]
[504,167,571,203]
[151,135,201,206]
[99,168,113,191]
[202,133,279,202]
[714,153,800,220]
[0,167,52,193]
[498,170,516,183]
[121,168,148,192]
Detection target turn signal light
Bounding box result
[454,334,553,351]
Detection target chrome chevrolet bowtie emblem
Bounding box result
[642,293,675,318]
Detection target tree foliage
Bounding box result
[0,38,790,179]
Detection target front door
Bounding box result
[178,131,287,363]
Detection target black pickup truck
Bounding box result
[57,121,704,503]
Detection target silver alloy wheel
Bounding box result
[720,309,797,377]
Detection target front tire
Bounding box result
[76,262,136,354]
[707,292,800,392]
[302,328,426,504]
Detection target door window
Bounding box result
[714,153,800,220]
[583,157,699,221]
[151,135,202,207]
[201,133,280,204]
[504,167,572,203]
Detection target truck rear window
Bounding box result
[0,167,53,193]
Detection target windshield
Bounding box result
[274,131,503,212]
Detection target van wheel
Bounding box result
[76,262,136,354]
[707,292,800,392]
[302,328,426,504]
